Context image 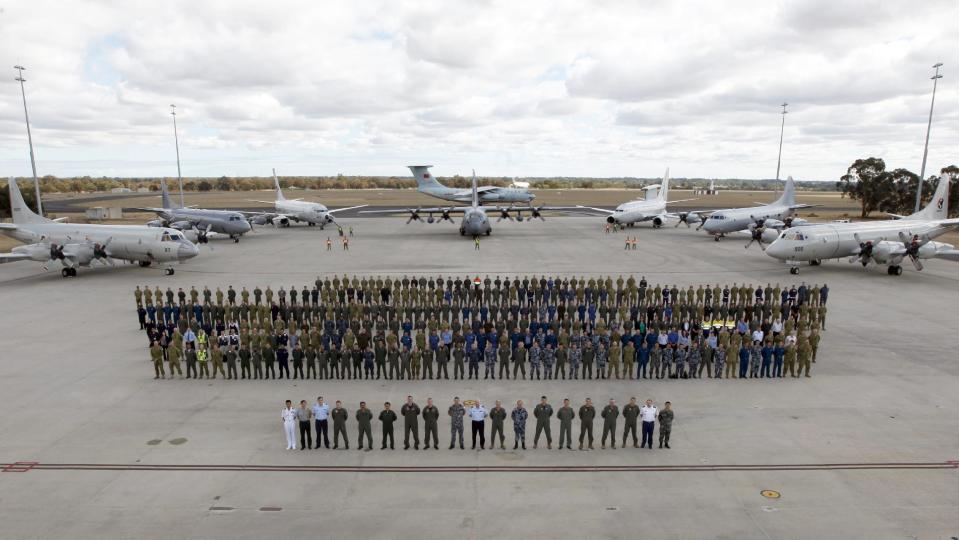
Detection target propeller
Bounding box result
[849,233,875,266]
[695,213,709,231]
[530,205,545,221]
[406,208,422,224]
[675,212,701,228]
[497,207,514,222]
[49,243,65,262]
[898,231,928,271]
[439,209,454,223]
[744,216,767,250]
[91,237,115,266]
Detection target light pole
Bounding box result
[170,104,184,207]
[14,65,42,216]
[915,63,943,213]
[775,102,788,181]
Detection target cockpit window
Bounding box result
[229,216,241,221]
[170,234,181,240]
[784,231,806,241]
[161,233,171,241]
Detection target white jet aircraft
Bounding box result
[246,169,366,228]
[0,178,199,277]
[577,169,695,227]
[764,177,959,275]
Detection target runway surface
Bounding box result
[1,217,957,539]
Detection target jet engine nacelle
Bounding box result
[169,220,193,230]
[685,212,701,223]
[762,218,785,229]
[61,244,96,266]
[272,216,289,226]
[652,217,663,227]
[606,216,616,224]
[870,241,902,264]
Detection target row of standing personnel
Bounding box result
[281,395,675,451]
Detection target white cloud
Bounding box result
[0,0,956,180]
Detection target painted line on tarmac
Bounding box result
[3,461,956,474]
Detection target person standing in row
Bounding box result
[356,401,373,451]
[511,400,528,450]
[578,398,595,450]
[533,396,553,449]
[332,400,349,450]
[557,398,575,450]
[312,396,330,449]
[401,396,421,450]
[470,400,488,450]
[281,400,298,450]
[601,399,619,449]
[489,400,507,450]
[449,397,466,450]
[640,399,657,449]
[622,397,640,448]
[658,401,674,449]
[297,400,313,451]
[422,398,439,450]
[379,402,397,450]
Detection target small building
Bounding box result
[86,206,123,220]
[110,187,132,193]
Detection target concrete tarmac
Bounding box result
[1,217,957,539]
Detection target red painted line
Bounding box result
[1,461,38,473]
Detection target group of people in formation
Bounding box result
[136,275,829,382]
[281,395,675,452]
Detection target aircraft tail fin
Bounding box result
[273,169,286,201]
[773,176,796,206]
[907,175,951,221]
[658,168,670,201]
[471,169,479,207]
[159,177,180,209]
[7,177,48,224]
[409,165,443,191]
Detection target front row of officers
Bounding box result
[281,396,674,452]
[152,336,815,381]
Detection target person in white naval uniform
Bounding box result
[282,400,298,450]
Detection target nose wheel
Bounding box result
[887,265,903,276]
[61,268,77,278]
[165,267,176,276]
[789,267,799,275]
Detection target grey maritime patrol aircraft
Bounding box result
[136,178,252,243]
[410,165,535,204]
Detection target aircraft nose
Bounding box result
[529,193,536,201]
[179,241,200,260]
[240,220,252,233]
[764,240,786,260]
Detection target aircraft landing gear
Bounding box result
[165,267,176,276]
[485,230,491,236]
[887,265,903,276]
[460,229,466,236]
[138,261,152,268]
[713,236,720,242]
[231,235,240,243]
[810,260,822,266]
[789,267,799,275]
[61,268,77,277]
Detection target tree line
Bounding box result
[837,159,958,218]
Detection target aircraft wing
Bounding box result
[246,200,280,206]
[0,223,18,231]
[131,207,168,215]
[327,204,368,215]
[360,207,468,215]
[477,205,583,212]
[664,198,699,204]
[575,205,615,215]
[935,218,959,227]
[0,252,31,264]
[788,204,821,210]
[934,249,959,262]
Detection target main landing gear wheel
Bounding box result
[165,268,176,276]
[61,268,76,277]
[485,230,491,236]
[789,267,799,275]
[887,265,903,276]
[138,261,152,268]
[233,237,240,243]
[714,236,720,242]
[810,260,822,266]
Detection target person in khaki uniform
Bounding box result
[622,397,640,448]
[489,400,507,450]
[797,338,812,378]
[578,398,595,450]
[211,345,225,379]
[150,341,165,379]
[556,398,575,450]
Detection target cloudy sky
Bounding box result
[0,0,956,180]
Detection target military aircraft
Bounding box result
[577,169,695,227]
[410,165,535,204]
[361,171,576,237]
[695,176,817,243]
[135,178,251,243]
[245,170,366,228]
[0,178,199,277]
[764,176,959,275]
